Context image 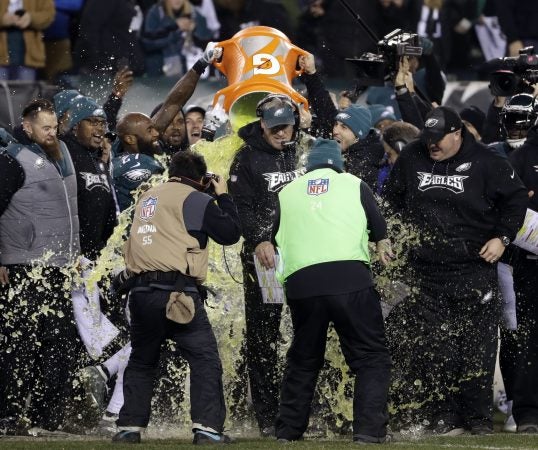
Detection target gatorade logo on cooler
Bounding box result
[253,53,281,75]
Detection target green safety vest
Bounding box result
[275,167,370,283]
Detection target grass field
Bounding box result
[2,432,538,450]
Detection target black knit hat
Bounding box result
[306,138,344,171]
[460,106,485,135]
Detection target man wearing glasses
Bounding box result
[63,96,117,261]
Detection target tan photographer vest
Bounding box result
[124,181,209,282]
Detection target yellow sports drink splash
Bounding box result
[211,26,309,131]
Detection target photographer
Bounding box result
[113,150,240,444]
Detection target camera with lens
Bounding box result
[489,47,538,96]
[202,172,220,196]
[346,29,423,86]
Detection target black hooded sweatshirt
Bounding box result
[384,127,527,294]
[63,133,117,260]
[228,121,301,253]
[509,126,538,213]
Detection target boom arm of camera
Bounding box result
[337,0,382,98]
[337,0,380,48]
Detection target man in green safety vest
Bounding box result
[256,138,393,444]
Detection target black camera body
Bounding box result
[489,47,538,96]
[347,29,423,86]
[203,172,220,197]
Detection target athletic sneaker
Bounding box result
[193,429,233,445]
[353,433,391,444]
[112,430,141,443]
[503,415,517,433]
[430,420,465,436]
[470,424,493,435]
[96,412,118,436]
[518,423,538,433]
[261,425,275,438]
[79,365,108,410]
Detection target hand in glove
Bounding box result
[202,42,223,64]
[201,104,229,141]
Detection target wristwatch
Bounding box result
[498,236,511,246]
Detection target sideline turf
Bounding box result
[1,434,538,450]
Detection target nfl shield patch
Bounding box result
[307,178,329,196]
[140,196,158,221]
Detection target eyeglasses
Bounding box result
[84,118,107,128]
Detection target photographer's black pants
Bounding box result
[0,266,78,431]
[512,255,538,426]
[275,288,391,441]
[386,282,498,429]
[117,288,225,431]
[241,251,282,431]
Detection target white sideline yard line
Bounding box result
[395,444,537,450]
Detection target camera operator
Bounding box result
[367,36,446,121]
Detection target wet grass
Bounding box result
[1,434,538,450]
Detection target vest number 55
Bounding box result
[142,235,152,246]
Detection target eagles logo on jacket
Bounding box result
[112,152,164,212]
[228,121,303,251]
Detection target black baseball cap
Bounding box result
[421,106,462,145]
[261,103,295,128]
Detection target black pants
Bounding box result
[117,288,225,431]
[241,250,282,430]
[275,288,391,440]
[386,285,498,429]
[0,266,78,431]
[512,255,538,425]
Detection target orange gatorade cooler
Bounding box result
[212,26,309,130]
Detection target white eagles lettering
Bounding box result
[263,170,302,192]
[417,172,468,194]
[80,172,111,192]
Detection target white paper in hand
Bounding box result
[253,254,285,304]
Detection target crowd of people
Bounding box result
[0,0,536,83]
[1,0,538,447]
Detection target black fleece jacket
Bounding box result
[228,121,301,252]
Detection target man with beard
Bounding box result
[0,99,80,435]
[112,113,164,212]
[150,104,188,155]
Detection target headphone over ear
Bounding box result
[255,93,301,130]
